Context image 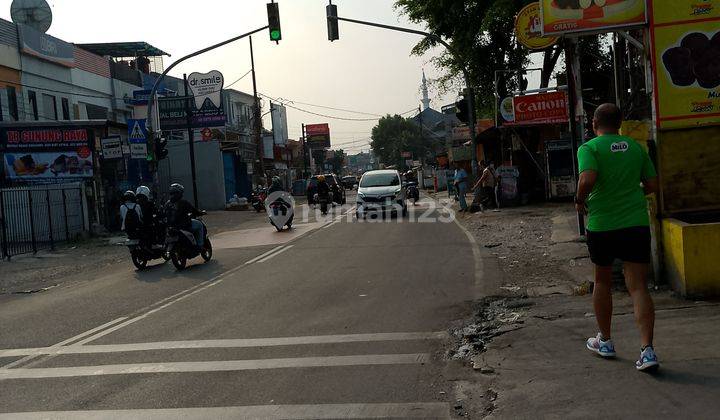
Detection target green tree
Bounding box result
[395,0,562,116]
[370,115,424,168]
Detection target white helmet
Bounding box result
[135,185,152,200]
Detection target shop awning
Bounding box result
[76,42,170,58]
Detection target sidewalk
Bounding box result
[435,192,720,418]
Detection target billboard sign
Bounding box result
[187,71,226,128]
[271,103,289,145]
[158,97,188,130]
[305,123,331,148]
[17,24,75,67]
[651,0,720,129]
[0,125,94,179]
[507,91,569,126]
[516,3,558,50]
[540,0,647,36]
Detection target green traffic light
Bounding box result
[270,29,281,41]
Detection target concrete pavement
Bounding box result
[0,195,477,418]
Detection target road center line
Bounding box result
[0,402,449,419]
[257,245,294,263]
[0,353,430,380]
[0,332,448,358]
[244,245,285,265]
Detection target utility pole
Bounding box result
[183,74,199,209]
[250,35,265,185]
[301,123,307,178]
[565,38,586,236]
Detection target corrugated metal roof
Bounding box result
[0,18,18,48]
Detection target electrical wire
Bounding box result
[225,70,252,90]
[273,99,382,118]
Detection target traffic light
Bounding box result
[456,97,469,123]
[267,2,281,43]
[327,3,339,41]
[154,136,168,161]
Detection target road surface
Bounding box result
[0,193,478,419]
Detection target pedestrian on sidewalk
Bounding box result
[479,162,498,211]
[453,163,469,212]
[575,103,660,372]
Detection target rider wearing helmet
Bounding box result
[120,190,143,233]
[166,183,205,249]
[268,176,284,194]
[135,186,158,244]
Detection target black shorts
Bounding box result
[586,226,651,266]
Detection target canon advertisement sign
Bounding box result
[504,91,569,126]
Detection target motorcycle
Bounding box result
[125,217,169,270]
[406,181,420,205]
[268,194,294,232]
[251,188,267,213]
[165,213,212,270]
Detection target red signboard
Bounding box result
[305,123,331,148]
[510,91,569,126]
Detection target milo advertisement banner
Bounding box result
[0,126,94,179]
[651,0,720,130]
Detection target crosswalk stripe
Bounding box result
[0,354,430,380]
[0,402,449,419]
[0,332,448,358]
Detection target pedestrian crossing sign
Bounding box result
[128,119,147,144]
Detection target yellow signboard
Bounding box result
[651,0,720,26]
[540,0,647,36]
[516,3,559,50]
[651,1,720,130]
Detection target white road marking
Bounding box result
[0,317,127,369]
[244,245,285,265]
[0,332,448,358]
[0,402,449,419]
[323,221,339,229]
[0,353,430,380]
[256,244,294,263]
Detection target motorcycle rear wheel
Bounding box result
[171,251,187,270]
[131,253,148,270]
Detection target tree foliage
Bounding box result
[395,0,562,116]
[370,115,424,168]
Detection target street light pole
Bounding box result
[329,14,478,176]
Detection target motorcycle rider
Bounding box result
[166,183,205,250]
[268,176,284,194]
[120,190,142,234]
[316,175,331,215]
[135,186,160,247]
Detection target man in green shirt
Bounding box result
[576,103,660,372]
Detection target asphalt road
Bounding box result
[0,193,477,419]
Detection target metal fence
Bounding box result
[0,183,88,259]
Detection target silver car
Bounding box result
[356,170,407,218]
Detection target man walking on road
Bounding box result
[575,103,660,372]
[453,163,469,212]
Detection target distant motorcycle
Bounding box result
[406,181,420,205]
[251,188,267,213]
[268,194,294,232]
[165,213,212,270]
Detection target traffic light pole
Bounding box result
[183,74,200,209]
[329,14,478,176]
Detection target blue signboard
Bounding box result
[127,119,147,144]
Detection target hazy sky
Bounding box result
[2,0,462,154]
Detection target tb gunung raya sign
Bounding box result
[0,126,94,179]
[651,0,720,130]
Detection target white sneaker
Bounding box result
[636,346,660,371]
[586,333,616,358]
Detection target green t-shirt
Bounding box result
[577,134,657,232]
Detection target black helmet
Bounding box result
[169,183,184,202]
[123,190,136,201]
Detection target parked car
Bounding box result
[356,170,407,218]
[310,174,346,205]
[341,176,358,190]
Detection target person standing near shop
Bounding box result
[575,103,660,372]
[453,162,469,212]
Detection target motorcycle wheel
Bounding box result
[275,225,283,232]
[131,252,148,270]
[201,239,213,262]
[171,251,187,270]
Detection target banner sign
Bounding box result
[187,71,226,128]
[17,24,75,67]
[305,123,331,148]
[507,91,569,126]
[540,0,647,36]
[650,0,720,129]
[516,3,558,50]
[101,136,123,160]
[158,97,189,130]
[0,126,94,179]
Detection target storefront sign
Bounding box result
[651,0,720,129]
[187,70,226,128]
[101,136,123,160]
[540,0,647,36]
[158,97,188,130]
[17,24,75,67]
[0,125,94,179]
[516,3,558,50]
[305,123,331,148]
[500,97,516,123]
[509,91,569,125]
